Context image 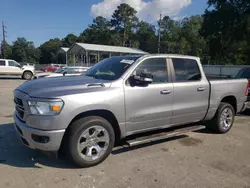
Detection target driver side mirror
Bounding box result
[132,72,153,84]
[63,72,67,76]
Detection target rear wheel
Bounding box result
[22,71,33,80]
[207,102,235,134]
[66,116,115,168]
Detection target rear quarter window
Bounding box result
[172,58,201,82]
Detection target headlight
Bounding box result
[28,101,64,115]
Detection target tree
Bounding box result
[111,3,139,46]
[136,21,157,53]
[201,0,250,64]
[39,38,61,64]
[80,16,112,45]
[61,34,77,47]
[12,38,40,63]
[1,41,12,59]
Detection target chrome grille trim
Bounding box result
[14,97,25,120]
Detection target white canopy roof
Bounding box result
[58,47,69,54]
[68,43,148,54]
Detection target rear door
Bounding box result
[124,57,174,133]
[170,57,209,125]
[0,60,8,74]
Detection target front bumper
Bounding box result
[14,113,65,151]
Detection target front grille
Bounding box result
[14,97,25,120]
[16,106,24,119]
[14,97,23,106]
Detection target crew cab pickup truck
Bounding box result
[0,59,35,80]
[13,54,249,167]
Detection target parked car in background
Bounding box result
[0,59,35,80]
[233,68,250,102]
[14,54,249,167]
[34,66,89,79]
[41,65,60,72]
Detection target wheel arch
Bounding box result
[60,109,123,152]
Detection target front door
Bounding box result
[7,60,22,75]
[124,57,173,134]
[170,57,210,125]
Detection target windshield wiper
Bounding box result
[85,74,98,79]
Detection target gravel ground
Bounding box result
[0,78,250,188]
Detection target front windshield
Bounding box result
[85,56,141,80]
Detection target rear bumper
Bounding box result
[241,101,250,112]
[14,113,65,151]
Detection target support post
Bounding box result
[73,54,76,66]
[97,52,100,63]
[86,51,88,67]
[65,53,68,65]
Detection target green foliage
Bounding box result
[201,0,250,64]
[111,3,138,46]
[80,16,112,45]
[1,41,12,59]
[61,34,77,47]
[39,38,61,64]
[12,38,40,63]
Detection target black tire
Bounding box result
[66,116,115,168]
[22,71,33,80]
[206,102,235,134]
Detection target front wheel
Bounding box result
[207,102,235,134]
[22,71,33,80]
[66,116,115,168]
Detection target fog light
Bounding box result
[31,134,50,143]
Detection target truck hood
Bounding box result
[22,65,35,70]
[35,72,61,77]
[16,75,112,98]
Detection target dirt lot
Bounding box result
[0,78,250,188]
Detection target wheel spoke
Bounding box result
[93,145,102,154]
[86,147,93,157]
[97,134,109,143]
[92,127,103,138]
[77,125,110,162]
[78,142,88,152]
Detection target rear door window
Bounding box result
[172,58,201,82]
[0,60,6,66]
[240,69,250,79]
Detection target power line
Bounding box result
[1,21,7,58]
[2,21,7,42]
[158,14,162,54]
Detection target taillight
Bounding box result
[245,80,250,96]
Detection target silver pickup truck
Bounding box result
[13,54,249,167]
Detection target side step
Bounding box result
[125,125,206,147]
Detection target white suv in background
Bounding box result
[0,59,35,80]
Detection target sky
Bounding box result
[1,0,208,46]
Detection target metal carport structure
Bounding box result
[67,43,148,66]
[57,47,69,65]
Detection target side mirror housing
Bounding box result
[63,72,67,76]
[133,72,153,84]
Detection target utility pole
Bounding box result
[158,14,162,54]
[1,21,7,58]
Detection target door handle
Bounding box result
[161,90,172,95]
[197,87,205,91]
